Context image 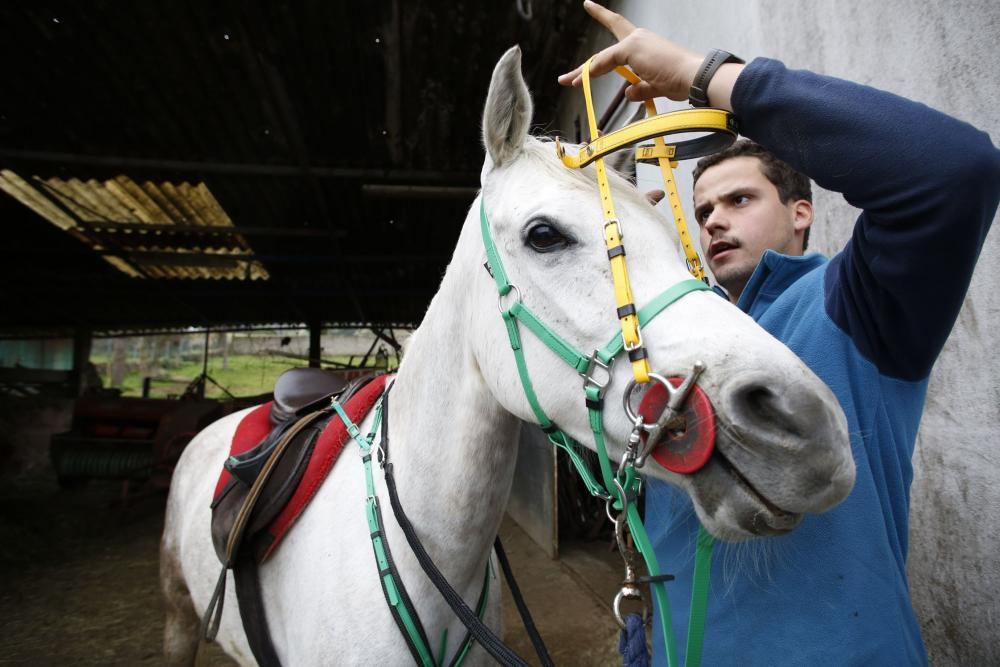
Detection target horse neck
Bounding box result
[384,220,521,589]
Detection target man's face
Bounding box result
[693,156,811,301]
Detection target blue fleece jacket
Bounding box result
[647,58,1000,666]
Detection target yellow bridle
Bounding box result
[556,58,737,383]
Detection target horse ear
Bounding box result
[482,46,533,168]
[603,104,646,184]
[605,149,637,184]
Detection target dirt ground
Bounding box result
[0,474,623,666]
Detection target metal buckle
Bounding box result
[604,218,624,241]
[581,351,614,398]
[622,327,644,352]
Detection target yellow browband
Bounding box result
[560,59,738,383]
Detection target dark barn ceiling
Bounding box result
[0,1,591,335]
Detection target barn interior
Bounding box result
[0,2,628,663]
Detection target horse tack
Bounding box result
[558,57,738,386]
[201,371,382,666]
[202,371,535,667]
[209,370,379,564]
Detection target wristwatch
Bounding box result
[688,49,745,108]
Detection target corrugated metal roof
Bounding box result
[0,170,269,280]
[0,2,591,332]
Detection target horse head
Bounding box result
[471,46,854,542]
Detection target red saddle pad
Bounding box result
[212,374,388,560]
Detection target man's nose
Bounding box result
[704,209,728,234]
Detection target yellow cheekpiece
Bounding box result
[560,58,737,384]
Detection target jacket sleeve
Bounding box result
[731,58,1000,381]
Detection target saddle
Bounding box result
[202,368,385,667]
[210,367,371,564]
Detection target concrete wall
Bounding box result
[554,1,1000,663]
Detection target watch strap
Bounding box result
[689,49,745,108]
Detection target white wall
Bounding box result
[554,1,1000,663]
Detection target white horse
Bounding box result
[161,47,854,666]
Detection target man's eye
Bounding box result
[696,210,710,225]
[526,223,569,252]
[734,195,750,205]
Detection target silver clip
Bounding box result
[612,514,649,629]
[581,351,614,398]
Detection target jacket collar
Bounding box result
[734,250,827,317]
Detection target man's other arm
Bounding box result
[732,59,1000,380]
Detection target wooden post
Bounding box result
[71,328,93,397]
[308,322,322,368]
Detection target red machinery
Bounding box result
[50,396,223,490]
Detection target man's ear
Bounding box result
[791,199,813,232]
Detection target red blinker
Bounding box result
[638,377,716,474]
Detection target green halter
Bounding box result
[480,198,715,666]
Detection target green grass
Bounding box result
[95,354,396,399]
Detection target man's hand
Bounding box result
[558,1,743,110]
[558,1,702,101]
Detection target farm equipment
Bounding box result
[50,396,223,491]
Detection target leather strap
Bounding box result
[379,389,551,667]
[558,107,736,169]
[688,49,745,108]
[580,57,649,383]
[234,549,282,667]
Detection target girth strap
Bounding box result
[234,550,282,667]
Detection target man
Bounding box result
[560,2,1000,664]
[692,140,813,304]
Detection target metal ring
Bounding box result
[622,372,674,430]
[497,284,521,314]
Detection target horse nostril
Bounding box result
[745,386,779,420]
[732,384,804,438]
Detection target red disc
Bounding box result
[638,378,716,474]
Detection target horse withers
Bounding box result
[160,47,853,666]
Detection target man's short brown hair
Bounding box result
[693,139,813,249]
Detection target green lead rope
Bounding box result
[481,198,716,667]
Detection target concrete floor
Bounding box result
[0,476,626,666]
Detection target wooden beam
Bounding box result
[76,220,342,238]
[361,184,479,199]
[0,148,476,184]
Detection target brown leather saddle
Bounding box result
[210,367,372,564]
[202,368,374,666]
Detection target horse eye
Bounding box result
[526,222,569,252]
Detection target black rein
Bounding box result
[380,387,555,667]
